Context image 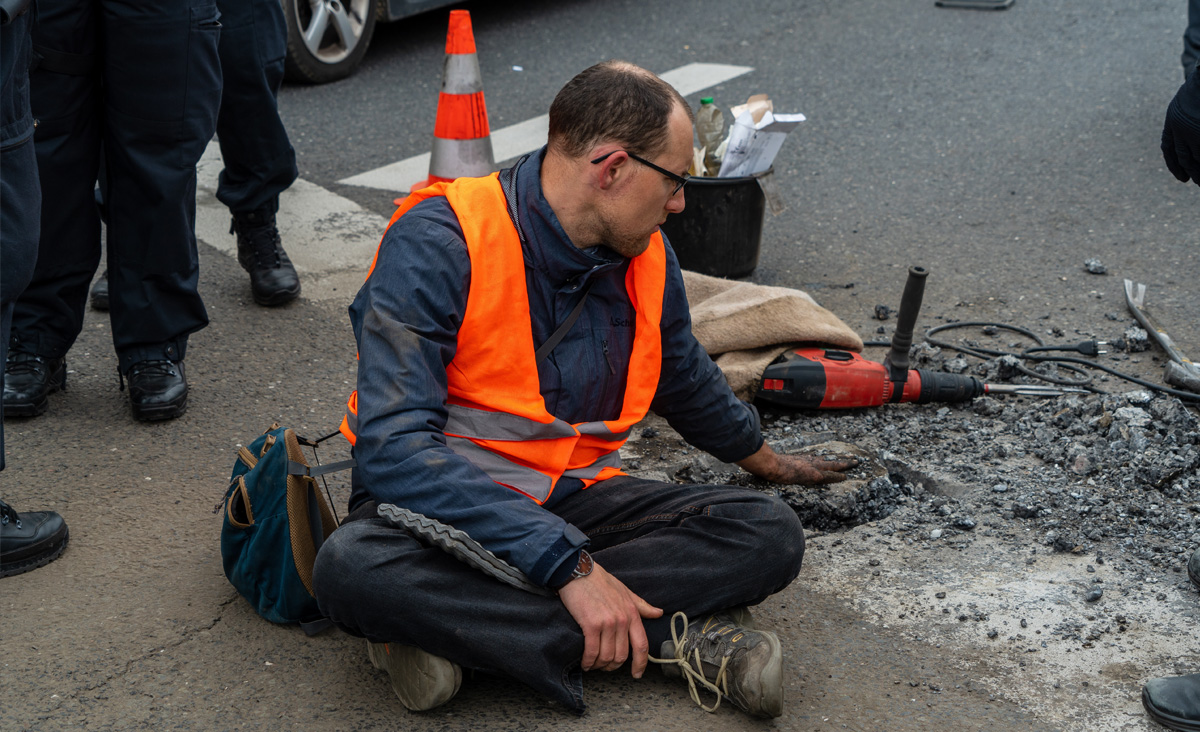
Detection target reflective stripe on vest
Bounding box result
[342,173,666,504]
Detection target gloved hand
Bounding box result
[1162,66,1200,185]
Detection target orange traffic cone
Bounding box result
[413,10,495,191]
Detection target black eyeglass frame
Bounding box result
[590,150,690,196]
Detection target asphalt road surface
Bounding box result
[3,1,1197,730]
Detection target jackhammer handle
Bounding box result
[915,370,985,403]
[886,266,929,381]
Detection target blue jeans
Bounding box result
[312,476,805,713]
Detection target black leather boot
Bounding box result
[91,270,109,311]
[0,499,69,578]
[231,209,300,307]
[3,351,66,417]
[125,359,188,421]
[1143,673,1200,732]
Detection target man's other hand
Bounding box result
[1163,69,1200,185]
[558,562,662,678]
[736,442,857,485]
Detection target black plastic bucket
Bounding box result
[660,168,770,279]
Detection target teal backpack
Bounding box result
[219,424,353,635]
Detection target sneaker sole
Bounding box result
[0,529,69,578]
[749,629,784,719]
[1143,685,1200,732]
[367,640,462,711]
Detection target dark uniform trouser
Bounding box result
[1,8,41,467]
[12,0,220,374]
[313,476,806,713]
[214,0,297,216]
[1186,0,1200,78]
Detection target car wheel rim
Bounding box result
[295,0,371,65]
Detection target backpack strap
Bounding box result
[287,459,357,478]
[535,278,596,364]
[299,617,333,636]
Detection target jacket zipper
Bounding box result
[601,340,616,375]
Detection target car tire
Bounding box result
[283,0,380,84]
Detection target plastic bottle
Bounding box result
[695,97,726,176]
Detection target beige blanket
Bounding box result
[682,271,864,400]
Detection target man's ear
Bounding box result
[593,151,628,191]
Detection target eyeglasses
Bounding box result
[591,150,690,196]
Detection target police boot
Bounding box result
[90,270,109,311]
[1143,673,1200,731]
[124,359,188,422]
[231,209,300,307]
[3,350,66,417]
[0,499,69,578]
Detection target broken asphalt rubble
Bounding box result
[647,273,1200,728]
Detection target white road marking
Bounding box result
[195,62,753,302]
[337,62,754,193]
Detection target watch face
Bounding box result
[576,550,594,578]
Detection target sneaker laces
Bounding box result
[648,611,730,713]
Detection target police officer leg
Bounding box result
[100,0,220,420]
[4,0,101,417]
[2,25,43,445]
[216,0,301,306]
[1186,0,1200,79]
[1,7,71,578]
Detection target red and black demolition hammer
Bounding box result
[756,267,1060,410]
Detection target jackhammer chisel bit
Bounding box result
[1123,279,1200,394]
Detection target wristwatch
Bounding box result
[556,549,594,588]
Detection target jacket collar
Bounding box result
[507,148,625,288]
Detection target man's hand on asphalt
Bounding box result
[1163,68,1200,185]
[736,442,857,485]
[558,562,663,678]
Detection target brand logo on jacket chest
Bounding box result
[610,316,633,328]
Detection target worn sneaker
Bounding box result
[652,610,783,718]
[367,640,462,711]
[231,210,300,307]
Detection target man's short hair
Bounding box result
[548,60,693,159]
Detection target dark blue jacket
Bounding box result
[347,149,763,587]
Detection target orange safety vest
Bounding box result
[341,173,667,505]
